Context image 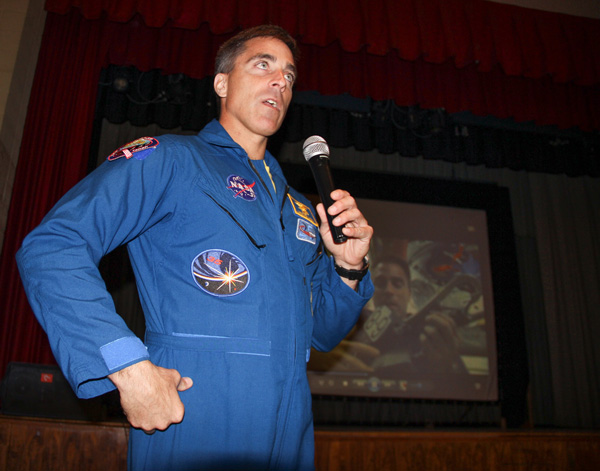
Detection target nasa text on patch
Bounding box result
[108,137,159,161]
[227,175,257,201]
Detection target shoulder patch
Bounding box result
[287,194,318,226]
[108,137,159,161]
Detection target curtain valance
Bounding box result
[45,0,600,86]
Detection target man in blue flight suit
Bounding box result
[16,25,374,470]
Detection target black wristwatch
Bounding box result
[334,257,370,281]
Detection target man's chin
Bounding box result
[388,305,407,319]
[257,112,287,135]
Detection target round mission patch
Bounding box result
[191,249,250,297]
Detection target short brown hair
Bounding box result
[215,24,300,75]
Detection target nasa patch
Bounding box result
[287,194,318,226]
[191,249,250,297]
[296,219,317,244]
[108,137,159,161]
[227,175,257,201]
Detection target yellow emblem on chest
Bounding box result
[287,194,318,226]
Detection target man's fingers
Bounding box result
[111,362,191,432]
[177,376,194,391]
[316,202,326,221]
[426,314,459,347]
[163,366,193,391]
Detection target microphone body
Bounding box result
[302,136,347,244]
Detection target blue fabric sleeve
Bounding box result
[310,255,374,352]
[16,138,178,398]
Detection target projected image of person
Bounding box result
[309,240,488,377]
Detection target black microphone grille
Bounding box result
[302,135,330,161]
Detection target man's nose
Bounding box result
[384,279,396,292]
[270,70,287,89]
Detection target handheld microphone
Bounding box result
[302,136,347,244]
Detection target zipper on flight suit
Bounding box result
[244,164,297,467]
[279,185,289,231]
[204,194,266,249]
[249,157,293,261]
[247,159,274,204]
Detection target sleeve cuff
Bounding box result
[100,336,149,372]
[330,257,374,301]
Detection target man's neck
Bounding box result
[219,118,268,160]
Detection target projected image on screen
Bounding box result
[308,198,498,402]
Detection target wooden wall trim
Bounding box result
[314,429,600,471]
[0,415,128,471]
[2,415,599,471]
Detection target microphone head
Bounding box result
[302,135,330,161]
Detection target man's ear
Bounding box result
[214,73,228,98]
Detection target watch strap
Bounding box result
[334,257,370,281]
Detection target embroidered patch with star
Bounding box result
[296,219,317,244]
[287,194,318,226]
[107,137,159,161]
[191,249,250,297]
[227,175,257,201]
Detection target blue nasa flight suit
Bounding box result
[16,120,373,470]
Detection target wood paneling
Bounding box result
[0,415,128,470]
[314,429,600,471]
[1,415,599,470]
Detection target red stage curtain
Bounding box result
[44,0,600,86]
[39,0,600,131]
[0,12,111,376]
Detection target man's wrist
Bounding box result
[109,359,151,388]
[334,257,370,281]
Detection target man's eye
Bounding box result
[257,61,268,70]
[285,73,296,84]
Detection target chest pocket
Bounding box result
[193,172,270,250]
[165,172,273,342]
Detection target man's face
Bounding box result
[215,37,296,147]
[373,262,411,320]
